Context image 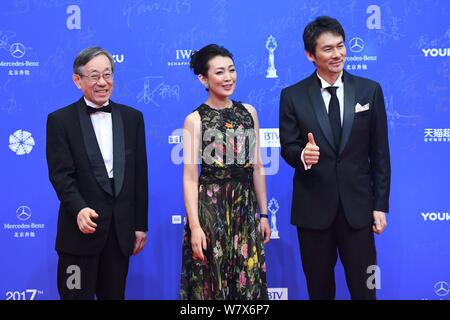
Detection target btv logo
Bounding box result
[421,212,450,221]
[259,128,280,148]
[267,288,288,300]
[176,50,193,60]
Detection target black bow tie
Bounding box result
[86,104,112,114]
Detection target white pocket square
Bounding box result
[355,103,370,113]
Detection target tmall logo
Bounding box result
[424,128,450,142]
[421,212,450,222]
[422,48,450,57]
[9,129,35,155]
[259,128,280,148]
[10,43,26,58]
[16,205,32,221]
[268,288,288,300]
[434,281,450,297]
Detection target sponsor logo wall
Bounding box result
[1,0,449,299]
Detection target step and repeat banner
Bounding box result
[1,0,449,300]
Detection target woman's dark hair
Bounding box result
[303,16,345,56]
[190,44,234,76]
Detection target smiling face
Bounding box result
[72,54,113,106]
[199,55,236,99]
[306,31,346,82]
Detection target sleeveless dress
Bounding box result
[180,101,268,300]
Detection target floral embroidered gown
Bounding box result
[180,101,268,300]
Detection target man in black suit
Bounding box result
[46,47,148,300]
[279,16,390,299]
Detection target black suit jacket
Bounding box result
[46,98,148,256]
[279,71,390,230]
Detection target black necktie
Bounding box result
[86,104,112,114]
[326,86,341,148]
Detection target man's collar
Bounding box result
[84,97,110,109]
[316,71,343,88]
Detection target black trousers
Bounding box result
[57,219,130,300]
[297,202,377,300]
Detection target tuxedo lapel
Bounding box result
[340,71,356,155]
[307,74,337,152]
[111,102,125,197]
[76,98,113,196]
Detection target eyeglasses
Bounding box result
[79,71,113,83]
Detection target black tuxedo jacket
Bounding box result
[279,71,390,230]
[46,98,148,256]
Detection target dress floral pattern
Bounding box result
[180,101,268,300]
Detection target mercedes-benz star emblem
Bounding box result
[349,37,364,53]
[434,281,450,297]
[16,205,32,221]
[10,42,26,58]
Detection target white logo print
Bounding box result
[16,205,32,221]
[9,130,35,155]
[268,198,280,239]
[265,35,278,78]
[10,42,26,58]
[349,37,364,53]
[434,281,450,297]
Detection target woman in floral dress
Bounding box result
[180,44,271,300]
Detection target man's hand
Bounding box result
[133,231,147,255]
[373,211,387,235]
[77,207,99,234]
[304,133,320,166]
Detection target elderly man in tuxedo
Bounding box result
[46,47,148,300]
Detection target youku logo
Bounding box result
[422,48,450,57]
[112,54,124,63]
[421,212,450,222]
[9,129,35,155]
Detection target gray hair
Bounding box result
[73,47,115,75]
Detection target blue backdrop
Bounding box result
[1,0,449,300]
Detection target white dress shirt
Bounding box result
[84,97,114,178]
[301,72,344,170]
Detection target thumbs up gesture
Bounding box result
[304,132,320,166]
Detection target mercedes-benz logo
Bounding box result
[349,37,364,53]
[434,281,450,297]
[16,205,32,221]
[10,42,26,58]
